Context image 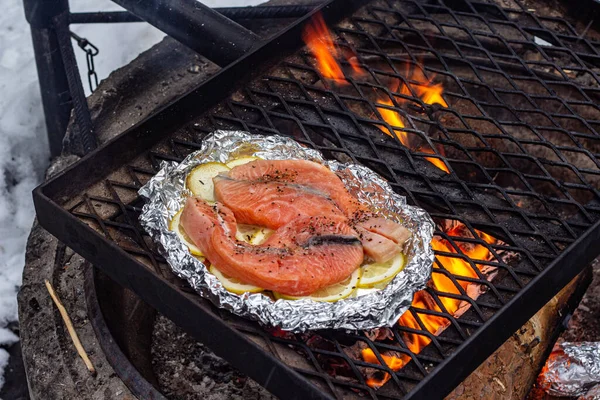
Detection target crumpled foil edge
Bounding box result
[541,342,600,397]
[139,130,434,332]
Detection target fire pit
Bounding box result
[32,0,600,399]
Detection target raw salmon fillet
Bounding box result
[213,175,344,229]
[180,197,364,296]
[228,159,411,261]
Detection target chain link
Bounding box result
[70,32,99,92]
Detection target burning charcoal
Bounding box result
[538,342,600,397]
[306,334,355,379]
[364,328,394,342]
[265,327,295,340]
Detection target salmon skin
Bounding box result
[180,197,364,296]
[227,159,411,262]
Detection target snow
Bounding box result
[0,0,263,392]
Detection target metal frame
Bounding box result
[32,0,600,398]
[23,0,316,156]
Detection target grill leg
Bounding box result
[24,0,71,157]
[29,26,72,157]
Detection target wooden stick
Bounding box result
[45,279,96,376]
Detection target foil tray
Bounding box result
[139,131,434,331]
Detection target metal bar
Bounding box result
[29,27,72,157]
[70,5,317,24]
[23,0,71,157]
[69,11,141,24]
[216,5,317,20]
[108,0,261,66]
[84,266,167,400]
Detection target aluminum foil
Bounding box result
[540,342,600,397]
[139,130,434,331]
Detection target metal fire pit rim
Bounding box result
[83,263,166,400]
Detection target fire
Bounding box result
[302,13,363,84]
[376,97,449,173]
[302,13,449,173]
[364,225,498,388]
[375,74,449,173]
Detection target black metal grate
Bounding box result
[36,0,600,399]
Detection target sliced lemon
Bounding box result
[209,266,264,295]
[275,269,361,302]
[357,253,406,288]
[226,156,260,168]
[186,162,230,202]
[235,224,273,245]
[169,209,204,256]
[249,228,272,245]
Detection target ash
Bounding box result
[152,315,275,400]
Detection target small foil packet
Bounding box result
[539,342,600,398]
[139,130,434,331]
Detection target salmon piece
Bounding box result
[358,217,411,251]
[355,227,400,262]
[228,159,367,217]
[228,159,411,259]
[213,175,344,230]
[180,197,364,296]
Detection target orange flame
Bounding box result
[364,226,498,388]
[375,73,449,173]
[302,13,449,172]
[302,13,364,84]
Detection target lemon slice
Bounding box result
[169,209,204,256]
[358,253,406,288]
[226,156,260,168]
[235,224,273,245]
[275,269,361,302]
[249,228,272,245]
[186,162,230,201]
[209,266,263,295]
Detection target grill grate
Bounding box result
[36,0,600,399]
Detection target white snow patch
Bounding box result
[0,0,51,370]
[0,0,266,392]
[0,349,10,391]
